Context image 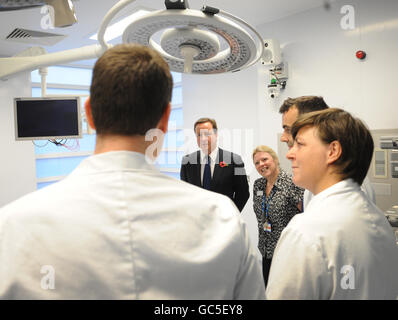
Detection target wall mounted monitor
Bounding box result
[14,97,82,140]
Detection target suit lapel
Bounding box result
[211,149,223,188]
[195,151,202,186]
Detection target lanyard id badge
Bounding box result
[262,189,275,233]
[264,221,272,232]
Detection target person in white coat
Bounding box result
[266,108,398,299]
[279,96,376,208]
[0,44,265,300]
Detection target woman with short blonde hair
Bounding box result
[252,145,303,288]
[252,145,279,166]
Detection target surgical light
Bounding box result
[0,0,264,79]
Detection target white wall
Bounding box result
[258,0,398,200]
[182,0,398,250]
[0,73,36,208]
[256,0,398,136]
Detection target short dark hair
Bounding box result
[279,96,329,115]
[291,108,374,185]
[194,118,218,132]
[90,44,173,135]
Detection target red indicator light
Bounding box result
[356,50,366,60]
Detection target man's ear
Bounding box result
[157,103,171,134]
[326,140,342,165]
[84,97,96,131]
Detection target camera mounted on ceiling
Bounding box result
[165,0,189,10]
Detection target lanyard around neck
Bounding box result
[262,187,276,219]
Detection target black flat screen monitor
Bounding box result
[14,97,82,140]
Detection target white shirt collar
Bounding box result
[200,146,219,164]
[71,151,156,175]
[306,179,359,213]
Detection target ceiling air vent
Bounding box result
[0,0,45,11]
[5,28,66,46]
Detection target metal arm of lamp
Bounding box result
[0,0,138,81]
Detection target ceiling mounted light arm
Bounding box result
[0,44,105,81]
[0,0,139,80]
[96,0,137,50]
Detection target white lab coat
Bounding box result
[0,151,265,300]
[303,176,376,210]
[266,179,398,300]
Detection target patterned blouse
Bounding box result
[253,169,304,259]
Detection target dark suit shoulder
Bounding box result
[219,149,244,166]
[181,151,199,165]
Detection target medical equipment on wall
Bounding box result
[380,136,398,149]
[260,38,288,99]
[379,137,398,179]
[0,0,264,79]
[267,62,288,98]
[369,130,398,215]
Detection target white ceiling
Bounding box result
[0,0,330,63]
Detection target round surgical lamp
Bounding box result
[0,0,264,80]
[98,0,264,74]
[159,27,220,73]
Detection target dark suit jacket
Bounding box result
[180,148,250,212]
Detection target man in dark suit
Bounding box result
[180,118,250,212]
